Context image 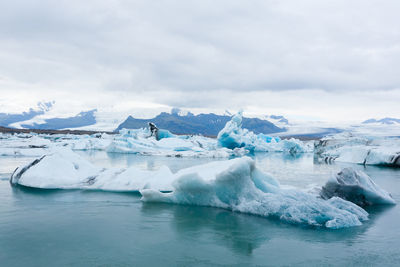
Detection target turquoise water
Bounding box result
[1,152,400,266]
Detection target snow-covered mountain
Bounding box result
[0,101,54,127]
[116,111,285,136]
[2,103,399,138]
[264,115,289,127]
[21,109,97,130]
[363,118,400,125]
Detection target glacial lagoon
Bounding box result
[1,151,399,266]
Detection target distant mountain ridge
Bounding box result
[116,111,285,136]
[22,109,97,130]
[0,101,54,127]
[363,117,400,125]
[265,115,289,126]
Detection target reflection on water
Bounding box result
[141,201,395,257]
[1,151,400,266]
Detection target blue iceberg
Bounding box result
[141,157,369,229]
[217,111,311,153]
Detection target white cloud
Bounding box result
[0,0,399,121]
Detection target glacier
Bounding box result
[217,111,312,153]
[320,167,396,206]
[314,132,400,167]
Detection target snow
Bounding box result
[315,132,400,166]
[141,157,369,229]
[217,111,312,153]
[320,167,396,206]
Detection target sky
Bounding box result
[0,0,399,122]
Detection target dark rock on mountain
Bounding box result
[116,112,285,136]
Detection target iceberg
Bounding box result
[315,132,400,167]
[1,111,311,158]
[217,111,311,153]
[10,150,371,228]
[10,148,176,191]
[141,157,368,229]
[0,128,246,158]
[107,128,247,158]
[320,168,396,206]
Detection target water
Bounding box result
[1,152,400,266]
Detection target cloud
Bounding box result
[0,0,399,121]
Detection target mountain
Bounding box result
[116,111,285,136]
[22,109,97,130]
[362,118,400,125]
[0,101,54,127]
[265,115,289,126]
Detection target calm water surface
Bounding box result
[1,151,399,266]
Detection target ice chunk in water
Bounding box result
[217,111,310,153]
[141,157,368,229]
[320,167,396,206]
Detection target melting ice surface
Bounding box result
[11,148,390,229]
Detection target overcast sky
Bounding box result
[0,0,399,122]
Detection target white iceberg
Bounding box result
[141,157,368,229]
[315,132,400,166]
[10,148,176,191]
[320,167,396,206]
[217,111,311,153]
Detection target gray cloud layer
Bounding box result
[0,0,399,120]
